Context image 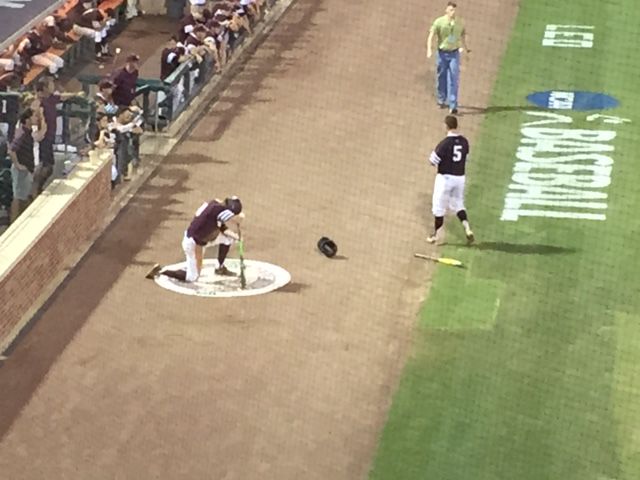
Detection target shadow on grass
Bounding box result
[460,105,547,115]
[467,241,576,255]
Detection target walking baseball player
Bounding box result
[427,115,474,245]
[145,196,244,282]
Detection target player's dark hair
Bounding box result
[445,115,458,130]
[447,1,457,7]
[225,196,242,214]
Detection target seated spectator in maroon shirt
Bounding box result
[71,0,110,62]
[111,54,140,107]
[43,15,75,47]
[161,36,189,81]
[17,28,65,75]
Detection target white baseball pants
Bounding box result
[432,173,466,217]
[182,231,235,282]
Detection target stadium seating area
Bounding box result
[0,0,276,231]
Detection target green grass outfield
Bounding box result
[370,1,640,479]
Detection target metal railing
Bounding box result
[78,48,227,133]
[0,93,97,210]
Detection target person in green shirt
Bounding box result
[427,2,471,114]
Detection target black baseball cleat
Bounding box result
[215,265,237,276]
[450,108,459,115]
[438,103,447,109]
[145,264,162,279]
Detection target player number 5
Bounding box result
[453,145,463,162]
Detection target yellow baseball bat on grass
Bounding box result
[414,253,465,268]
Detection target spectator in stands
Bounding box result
[159,36,189,118]
[30,78,85,196]
[123,0,144,20]
[179,4,208,43]
[0,45,23,90]
[17,28,65,76]
[205,19,228,67]
[93,113,118,188]
[95,79,118,115]
[212,1,252,36]
[43,15,75,48]
[184,24,207,51]
[112,107,142,182]
[239,0,259,19]
[110,54,143,177]
[0,44,21,76]
[111,54,140,107]
[8,108,47,223]
[161,36,189,81]
[72,0,111,63]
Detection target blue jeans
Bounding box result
[436,49,460,110]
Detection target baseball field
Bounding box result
[370,0,640,479]
[1,0,639,478]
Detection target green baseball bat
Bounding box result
[238,228,247,289]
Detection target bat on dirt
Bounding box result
[414,253,465,268]
[238,227,247,289]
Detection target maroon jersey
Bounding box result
[160,46,185,80]
[186,200,236,245]
[184,33,204,49]
[77,8,105,29]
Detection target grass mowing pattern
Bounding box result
[370,0,640,478]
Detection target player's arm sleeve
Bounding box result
[429,141,446,166]
[217,209,235,225]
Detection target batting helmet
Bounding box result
[317,237,338,258]
[224,196,242,215]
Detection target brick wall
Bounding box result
[0,156,111,352]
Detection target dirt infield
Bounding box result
[0,0,518,478]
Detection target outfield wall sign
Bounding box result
[543,25,594,48]
[527,91,619,111]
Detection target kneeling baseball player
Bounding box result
[146,196,244,282]
[427,115,474,245]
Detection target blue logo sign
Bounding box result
[527,91,619,111]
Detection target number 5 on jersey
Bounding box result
[453,145,463,162]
